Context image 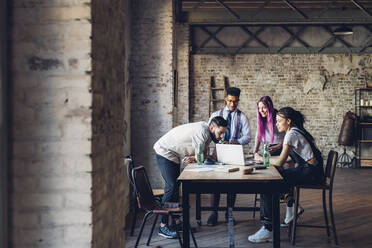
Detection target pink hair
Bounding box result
[257,96,275,144]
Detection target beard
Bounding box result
[210,131,220,143]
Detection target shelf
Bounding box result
[359,122,372,125]
[358,140,372,143]
[356,156,372,159]
[356,88,372,91]
[361,159,372,167]
[358,106,372,108]
[211,87,225,91]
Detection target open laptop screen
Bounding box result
[216,144,246,166]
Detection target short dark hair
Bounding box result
[226,87,240,97]
[210,116,228,128]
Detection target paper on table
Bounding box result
[184,167,214,172]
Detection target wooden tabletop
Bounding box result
[178,164,283,182]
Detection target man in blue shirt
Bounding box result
[207,87,252,226]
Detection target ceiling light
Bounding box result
[333,26,353,35]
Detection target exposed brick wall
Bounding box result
[189,54,368,157]
[130,0,173,187]
[91,0,131,247]
[175,24,190,125]
[10,0,93,247]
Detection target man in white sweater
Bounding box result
[153,116,228,239]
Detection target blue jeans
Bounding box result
[156,154,180,225]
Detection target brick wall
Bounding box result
[131,0,174,187]
[189,54,368,157]
[175,24,190,125]
[91,0,131,247]
[10,0,93,247]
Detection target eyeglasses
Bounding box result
[226,99,239,104]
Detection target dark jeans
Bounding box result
[261,163,324,231]
[156,154,180,225]
[210,193,236,213]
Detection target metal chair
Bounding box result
[124,155,164,236]
[290,150,339,245]
[132,166,198,248]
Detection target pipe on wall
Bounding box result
[0,0,9,247]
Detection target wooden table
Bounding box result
[178,164,284,248]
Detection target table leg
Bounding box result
[228,206,235,248]
[272,193,280,248]
[182,184,190,248]
[196,193,201,226]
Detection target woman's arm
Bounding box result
[253,134,262,161]
[253,132,261,154]
[270,143,291,167]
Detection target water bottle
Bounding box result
[197,144,204,165]
[263,143,270,167]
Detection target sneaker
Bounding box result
[158,225,178,239]
[283,206,304,225]
[207,212,218,226]
[248,226,272,243]
[224,212,236,226]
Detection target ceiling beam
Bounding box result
[215,0,241,20]
[282,0,308,19]
[350,0,372,17]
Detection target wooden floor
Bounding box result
[125,168,372,248]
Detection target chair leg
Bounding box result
[253,193,258,218]
[170,213,183,247]
[130,194,138,236]
[288,220,293,239]
[196,193,202,226]
[291,187,300,246]
[322,189,330,237]
[146,214,159,246]
[135,211,152,248]
[328,189,339,245]
[191,228,198,248]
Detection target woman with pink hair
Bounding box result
[253,96,284,160]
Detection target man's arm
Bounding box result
[237,114,251,145]
[182,156,197,164]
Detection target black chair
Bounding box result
[132,166,198,248]
[290,150,339,245]
[124,156,164,236]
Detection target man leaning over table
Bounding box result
[153,116,228,239]
[207,86,252,226]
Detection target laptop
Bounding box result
[216,144,253,166]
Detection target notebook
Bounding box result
[216,144,252,166]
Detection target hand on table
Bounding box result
[182,156,197,164]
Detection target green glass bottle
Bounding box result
[197,144,204,165]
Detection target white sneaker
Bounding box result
[284,206,304,224]
[248,226,272,243]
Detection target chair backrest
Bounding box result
[324,150,338,187]
[132,166,159,211]
[124,155,135,187]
